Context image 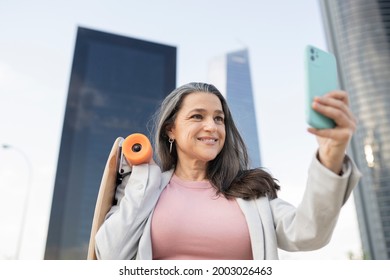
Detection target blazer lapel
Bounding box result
[255,197,278,259]
[236,198,265,260]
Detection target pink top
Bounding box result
[151,175,253,260]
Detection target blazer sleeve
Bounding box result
[270,153,361,252]
[95,163,163,259]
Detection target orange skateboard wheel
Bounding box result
[122,133,153,165]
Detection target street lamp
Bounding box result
[1,144,33,259]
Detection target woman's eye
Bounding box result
[215,116,224,123]
[191,114,203,120]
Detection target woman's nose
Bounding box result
[204,118,217,132]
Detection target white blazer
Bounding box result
[95,154,361,260]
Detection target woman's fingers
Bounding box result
[323,90,350,105]
[312,90,356,130]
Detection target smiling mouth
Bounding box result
[197,137,218,143]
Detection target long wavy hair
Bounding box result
[153,82,280,200]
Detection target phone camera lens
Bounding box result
[311,55,315,61]
[310,48,315,54]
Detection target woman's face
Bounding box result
[168,92,226,167]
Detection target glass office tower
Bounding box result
[45,27,176,259]
[320,0,390,259]
[209,49,262,168]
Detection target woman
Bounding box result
[95,82,361,260]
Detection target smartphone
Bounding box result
[305,45,338,129]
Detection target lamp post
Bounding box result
[1,144,32,260]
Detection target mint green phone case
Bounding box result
[305,45,338,129]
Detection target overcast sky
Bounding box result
[0,0,362,260]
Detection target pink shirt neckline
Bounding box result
[170,174,212,189]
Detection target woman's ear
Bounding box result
[166,128,175,140]
[165,122,175,139]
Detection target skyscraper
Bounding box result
[320,0,390,259]
[209,49,262,168]
[45,27,176,259]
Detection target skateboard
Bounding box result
[87,133,153,260]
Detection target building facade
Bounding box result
[45,27,176,259]
[209,49,262,168]
[320,0,390,259]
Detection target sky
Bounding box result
[0,0,362,260]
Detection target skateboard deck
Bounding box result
[87,134,153,260]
